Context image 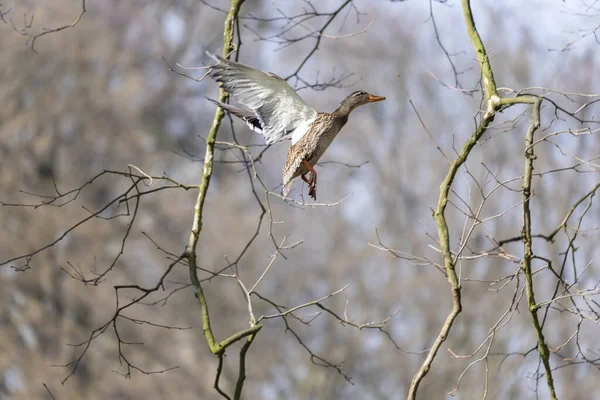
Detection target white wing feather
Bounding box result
[208,53,317,144]
[290,118,313,146]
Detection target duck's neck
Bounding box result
[333,101,355,117]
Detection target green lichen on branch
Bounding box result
[187,0,249,356]
[408,2,548,399]
[408,93,495,400]
[182,1,262,399]
[408,2,501,397]
[461,0,497,100]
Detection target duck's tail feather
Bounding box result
[281,178,295,198]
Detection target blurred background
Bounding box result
[1,0,600,399]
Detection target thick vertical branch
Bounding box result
[521,99,558,399]
[408,1,500,398]
[186,0,246,355]
[408,118,493,400]
[184,0,262,396]
[408,3,542,399]
[183,1,263,397]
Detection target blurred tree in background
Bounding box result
[1,0,600,399]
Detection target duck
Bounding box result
[206,53,385,200]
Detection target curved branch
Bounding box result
[233,334,256,400]
[408,1,514,397]
[30,0,87,54]
[186,0,247,352]
[184,2,263,399]
[547,181,600,241]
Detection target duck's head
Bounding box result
[336,91,386,115]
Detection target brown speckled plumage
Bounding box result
[207,53,385,200]
[282,113,348,197]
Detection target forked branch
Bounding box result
[408,1,546,398]
[183,1,261,399]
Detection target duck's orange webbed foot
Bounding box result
[302,160,318,201]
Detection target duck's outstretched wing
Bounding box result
[207,52,317,145]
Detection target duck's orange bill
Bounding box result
[368,95,386,102]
